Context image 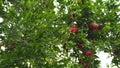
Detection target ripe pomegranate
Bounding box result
[78,59,82,64]
[77,42,83,50]
[85,50,93,57]
[113,50,119,55]
[97,25,102,30]
[70,26,78,33]
[88,22,99,32]
[84,64,88,68]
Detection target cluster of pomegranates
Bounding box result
[88,22,102,32]
[70,22,102,33]
[77,42,93,56]
[67,22,102,68]
[68,22,120,67]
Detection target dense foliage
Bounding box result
[0,0,120,68]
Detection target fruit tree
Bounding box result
[0,0,120,68]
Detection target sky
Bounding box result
[97,51,117,68]
[0,17,3,23]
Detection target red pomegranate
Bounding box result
[70,26,78,33]
[84,64,88,68]
[85,50,94,57]
[88,22,99,32]
[113,50,119,55]
[78,60,82,64]
[97,25,102,30]
[77,42,83,50]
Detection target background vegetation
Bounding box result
[0,0,120,68]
